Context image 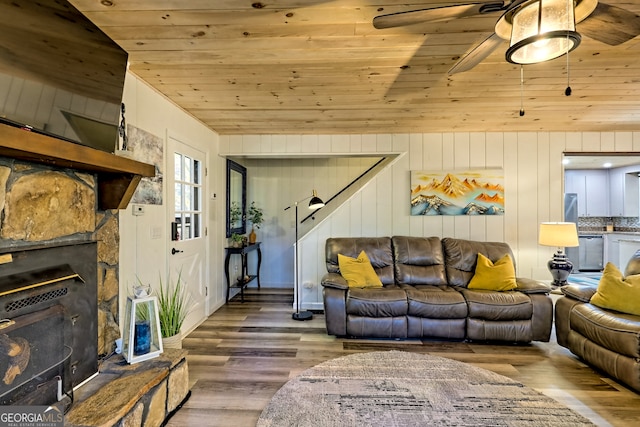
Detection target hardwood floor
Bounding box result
[167,289,640,427]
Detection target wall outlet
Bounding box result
[303,281,314,289]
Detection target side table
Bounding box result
[224,242,262,303]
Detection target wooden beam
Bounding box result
[0,123,154,209]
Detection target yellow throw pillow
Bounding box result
[590,262,640,316]
[468,253,517,291]
[338,250,383,288]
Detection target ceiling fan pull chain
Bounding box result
[565,1,572,97]
[565,61,572,96]
[519,65,525,117]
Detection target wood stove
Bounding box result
[0,241,97,408]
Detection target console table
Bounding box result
[224,242,261,303]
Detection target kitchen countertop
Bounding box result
[579,231,640,235]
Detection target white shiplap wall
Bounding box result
[235,156,384,288]
[221,131,640,310]
[119,72,222,333]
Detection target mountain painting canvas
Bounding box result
[410,169,504,216]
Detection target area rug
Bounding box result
[256,351,595,426]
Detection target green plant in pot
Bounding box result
[157,270,192,349]
[247,201,264,244]
[230,232,244,247]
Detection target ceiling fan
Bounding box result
[373,0,640,74]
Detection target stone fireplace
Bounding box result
[0,156,121,409]
[0,124,189,427]
[0,160,122,359]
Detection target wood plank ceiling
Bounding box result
[69,0,640,135]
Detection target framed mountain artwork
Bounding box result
[410,169,504,216]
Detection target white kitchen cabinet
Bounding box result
[609,167,640,217]
[604,233,640,268]
[604,234,619,267]
[565,170,585,214]
[565,170,609,217]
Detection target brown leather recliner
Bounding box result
[321,236,553,343]
[555,251,640,393]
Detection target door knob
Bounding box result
[171,248,184,255]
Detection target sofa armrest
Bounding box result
[560,283,597,303]
[322,286,347,336]
[321,273,348,290]
[515,277,550,294]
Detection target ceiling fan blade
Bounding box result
[373,2,506,29]
[448,32,504,74]
[577,2,640,46]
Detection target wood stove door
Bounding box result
[0,304,70,406]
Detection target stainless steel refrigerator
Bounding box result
[564,193,579,272]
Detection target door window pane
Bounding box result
[174,153,182,180]
[173,153,202,241]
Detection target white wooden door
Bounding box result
[168,136,208,335]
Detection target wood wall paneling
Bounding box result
[224,131,640,310]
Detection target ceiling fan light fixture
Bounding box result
[505,0,581,65]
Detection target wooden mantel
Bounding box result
[0,123,155,210]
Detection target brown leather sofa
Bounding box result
[321,236,553,343]
[555,252,640,393]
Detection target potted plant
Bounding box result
[247,201,264,243]
[157,270,193,349]
[230,232,244,248]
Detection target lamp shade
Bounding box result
[308,189,325,209]
[539,222,579,247]
[506,0,581,64]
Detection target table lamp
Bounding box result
[538,222,579,287]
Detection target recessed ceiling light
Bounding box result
[562,158,570,165]
[603,162,612,168]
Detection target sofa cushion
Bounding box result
[407,317,466,339]
[467,319,533,343]
[338,250,383,288]
[570,303,640,359]
[391,236,447,286]
[460,288,532,320]
[326,237,395,285]
[442,238,515,287]
[468,253,517,291]
[566,330,640,393]
[406,286,467,319]
[590,262,640,316]
[346,288,408,317]
[347,315,407,338]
